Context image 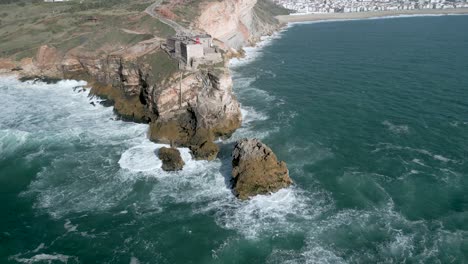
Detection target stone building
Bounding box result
[165,34,222,70]
[181,41,204,66]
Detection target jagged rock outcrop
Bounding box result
[1,0,285,161]
[232,138,292,200]
[188,128,219,160]
[197,0,281,50]
[67,52,240,160]
[60,53,155,122]
[148,69,241,159]
[158,147,185,171]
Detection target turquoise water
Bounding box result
[1,15,468,263]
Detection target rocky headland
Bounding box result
[0,0,291,199]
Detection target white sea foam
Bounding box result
[267,246,346,264]
[114,137,325,239]
[222,104,274,142]
[64,219,78,233]
[12,254,73,264]
[2,77,313,235]
[32,244,45,253]
[382,231,415,258]
[206,188,323,239]
[0,77,148,218]
[240,106,268,124]
[118,143,165,174]
[2,14,467,262]
[231,75,256,88]
[229,30,286,68]
[433,155,450,162]
[449,120,468,127]
[372,143,457,163]
[412,158,427,167]
[130,256,140,264]
[0,129,31,158]
[382,120,410,134]
[232,76,276,103]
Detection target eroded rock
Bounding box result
[232,138,292,200]
[189,128,219,161]
[158,147,185,171]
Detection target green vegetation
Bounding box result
[256,0,292,16]
[127,13,175,38]
[172,0,203,27]
[171,0,220,27]
[0,0,174,60]
[254,0,291,25]
[140,50,178,85]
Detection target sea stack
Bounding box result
[231,139,292,200]
[158,147,185,171]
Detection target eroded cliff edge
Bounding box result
[0,0,288,160]
[196,0,287,50]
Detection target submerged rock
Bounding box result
[231,138,292,200]
[158,147,185,171]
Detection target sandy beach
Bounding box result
[276,8,468,23]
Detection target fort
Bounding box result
[164,34,223,71]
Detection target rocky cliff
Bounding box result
[196,0,284,50]
[0,0,285,161]
[14,44,242,159]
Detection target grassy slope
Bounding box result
[0,0,175,60]
[256,0,291,16]
[140,50,179,85]
[168,0,290,28]
[253,0,291,25]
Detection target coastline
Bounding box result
[276,8,468,23]
[229,32,285,68]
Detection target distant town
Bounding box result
[274,0,468,13]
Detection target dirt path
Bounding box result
[145,0,189,34]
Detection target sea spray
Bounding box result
[2,15,468,263]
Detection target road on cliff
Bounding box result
[145,0,189,34]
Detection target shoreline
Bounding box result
[276,8,468,23]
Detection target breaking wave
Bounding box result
[229,30,286,68]
[0,77,313,240]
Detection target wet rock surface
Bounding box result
[231,138,292,200]
[189,128,219,161]
[158,147,185,171]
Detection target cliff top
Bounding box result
[0,0,288,61]
[0,0,174,60]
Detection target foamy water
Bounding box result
[0,77,314,248]
[2,15,468,263]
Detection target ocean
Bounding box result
[1,15,467,263]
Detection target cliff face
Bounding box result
[1,0,283,160]
[14,44,241,159]
[196,0,281,50]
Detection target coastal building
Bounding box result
[275,0,468,14]
[180,41,204,64]
[164,34,222,71]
